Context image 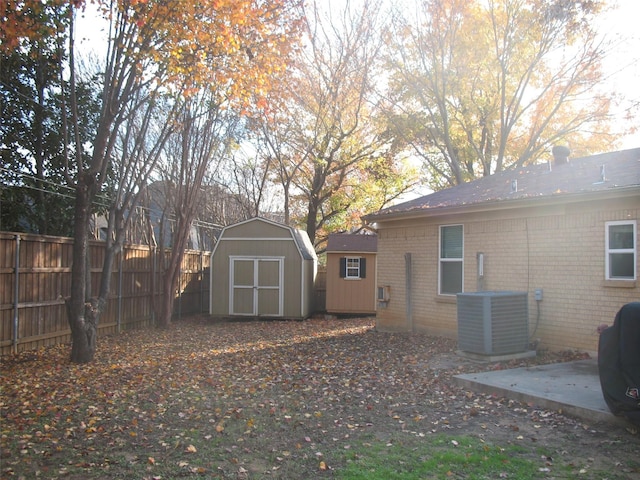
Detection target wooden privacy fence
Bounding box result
[0,232,211,356]
[314,268,326,314]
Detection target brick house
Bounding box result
[362,147,640,353]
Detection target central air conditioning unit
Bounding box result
[457,291,529,355]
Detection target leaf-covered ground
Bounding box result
[1,316,639,479]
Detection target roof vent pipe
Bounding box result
[551,145,570,165]
[600,164,606,182]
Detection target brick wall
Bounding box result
[374,196,639,353]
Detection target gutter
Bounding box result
[362,185,640,225]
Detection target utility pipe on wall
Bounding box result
[477,252,485,291]
[405,253,412,331]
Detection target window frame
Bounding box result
[605,220,637,281]
[345,256,361,279]
[439,224,464,295]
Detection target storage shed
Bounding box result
[325,233,377,315]
[209,217,317,319]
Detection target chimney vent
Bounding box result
[552,145,570,165]
[510,179,518,193]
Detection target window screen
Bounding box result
[606,221,636,280]
[440,225,463,294]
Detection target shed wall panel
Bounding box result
[210,219,316,319]
[326,253,377,314]
[301,259,316,316]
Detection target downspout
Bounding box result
[405,253,413,331]
[13,234,20,354]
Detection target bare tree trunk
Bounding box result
[157,251,181,328]
[155,207,200,326]
[155,93,238,326]
[67,176,102,363]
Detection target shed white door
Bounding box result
[230,257,283,316]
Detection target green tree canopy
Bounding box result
[1,2,99,235]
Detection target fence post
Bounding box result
[12,234,20,354]
[200,250,204,313]
[151,246,156,326]
[117,247,123,333]
[178,261,182,321]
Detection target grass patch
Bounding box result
[336,434,603,480]
[337,435,535,480]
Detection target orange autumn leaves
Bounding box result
[2,0,303,111]
[0,0,76,50]
[119,0,303,108]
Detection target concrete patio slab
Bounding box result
[453,358,633,426]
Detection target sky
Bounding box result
[76,0,639,149]
[596,0,640,148]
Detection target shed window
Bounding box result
[606,221,636,280]
[439,225,463,295]
[339,257,366,279]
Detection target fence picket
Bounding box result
[0,232,211,355]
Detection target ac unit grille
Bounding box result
[457,291,529,355]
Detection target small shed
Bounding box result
[209,217,317,319]
[325,233,377,315]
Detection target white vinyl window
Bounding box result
[439,224,464,295]
[605,221,636,280]
[339,256,366,279]
[346,257,361,278]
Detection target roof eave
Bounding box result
[363,186,640,224]
[327,249,377,255]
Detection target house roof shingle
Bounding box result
[363,147,640,222]
[326,233,378,253]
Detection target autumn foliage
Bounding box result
[85,0,304,111]
[0,1,77,50]
[2,0,304,364]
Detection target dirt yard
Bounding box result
[1,316,638,479]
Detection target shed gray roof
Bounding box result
[326,233,377,253]
[363,147,640,222]
[291,227,317,261]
